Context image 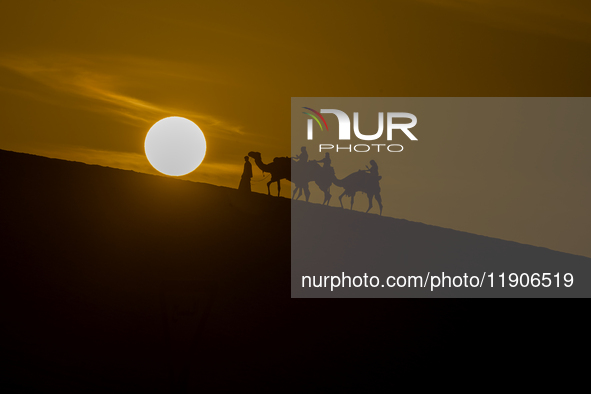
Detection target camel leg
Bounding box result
[304,185,310,202]
[266,180,272,196]
[338,191,346,208]
[375,193,383,216]
[350,192,356,210]
[292,186,299,199]
[366,194,373,213]
[277,180,281,197]
[324,187,331,206]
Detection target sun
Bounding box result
[145,117,206,176]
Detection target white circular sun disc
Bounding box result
[145,117,206,176]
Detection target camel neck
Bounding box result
[253,156,270,172]
[332,175,343,187]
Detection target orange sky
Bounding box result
[1,1,590,255]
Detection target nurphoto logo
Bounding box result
[303,107,418,153]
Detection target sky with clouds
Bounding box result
[1,0,590,255]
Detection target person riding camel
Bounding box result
[294,146,308,167]
[316,152,331,167]
[315,152,335,177]
[365,160,379,177]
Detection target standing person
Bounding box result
[239,155,253,192]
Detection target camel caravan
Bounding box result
[246,147,383,215]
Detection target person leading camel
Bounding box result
[239,155,253,192]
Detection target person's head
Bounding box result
[325,152,330,158]
[370,160,376,166]
[301,146,307,152]
[244,156,249,162]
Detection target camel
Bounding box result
[248,151,292,197]
[292,161,333,205]
[332,170,383,215]
[247,151,332,202]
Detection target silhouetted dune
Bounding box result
[292,199,590,297]
[0,149,587,391]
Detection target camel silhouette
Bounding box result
[292,161,333,205]
[247,151,333,202]
[247,151,292,197]
[247,152,380,214]
[333,170,383,215]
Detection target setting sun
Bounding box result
[144,116,206,176]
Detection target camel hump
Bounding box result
[342,171,381,191]
[344,170,366,182]
[273,156,292,168]
[272,156,291,166]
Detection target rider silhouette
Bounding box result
[316,152,331,167]
[315,152,335,177]
[294,146,308,164]
[365,160,379,177]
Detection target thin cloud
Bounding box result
[418,0,591,43]
[20,145,153,175]
[23,144,246,185]
[0,53,245,134]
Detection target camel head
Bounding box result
[247,151,261,159]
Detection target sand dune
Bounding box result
[0,149,587,391]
